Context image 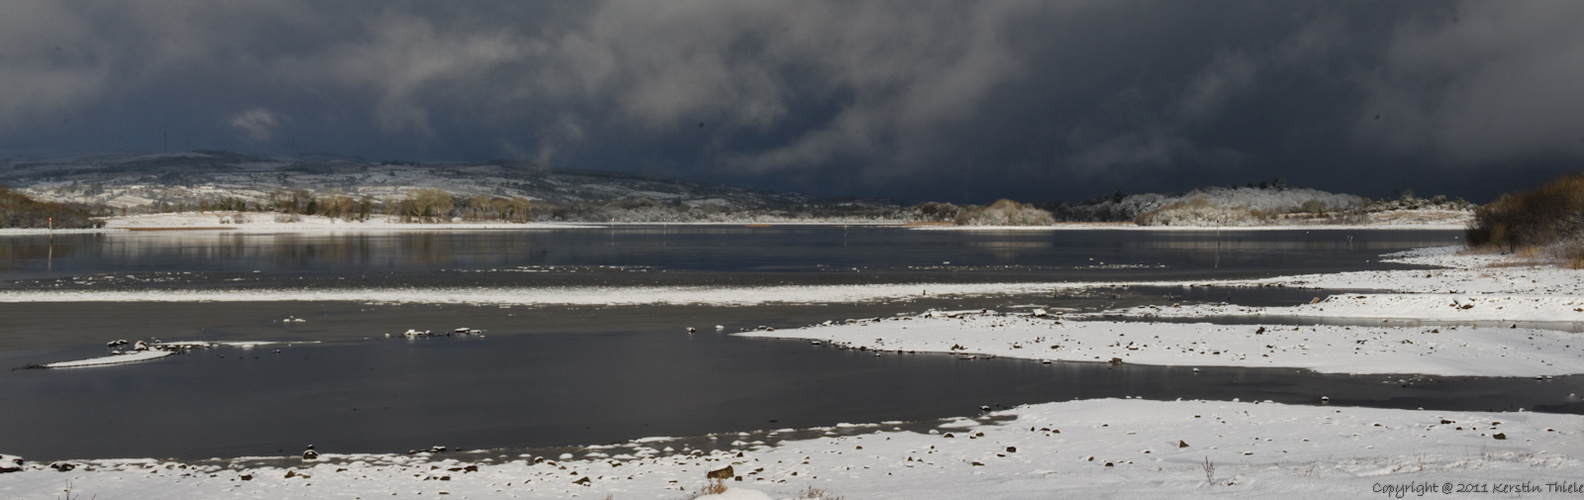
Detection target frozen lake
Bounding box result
[6,225,1571,461]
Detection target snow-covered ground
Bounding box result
[1103,293,1584,323]
[1235,246,1584,296]
[1,398,1577,500]
[1091,246,1584,323]
[740,311,1584,377]
[735,245,1584,377]
[917,222,1469,231]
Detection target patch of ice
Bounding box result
[41,349,175,369]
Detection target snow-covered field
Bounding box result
[3,245,1582,498]
[736,245,1584,378]
[1093,246,1584,322]
[917,221,1469,231]
[741,311,1584,377]
[1105,293,1584,323]
[1,398,1576,500]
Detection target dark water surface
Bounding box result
[3,331,1578,461]
[5,226,1567,462]
[1,226,1464,288]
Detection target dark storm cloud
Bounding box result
[1,1,1581,203]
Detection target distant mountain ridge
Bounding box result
[0,151,1472,227]
[0,151,897,218]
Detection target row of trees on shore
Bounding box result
[904,183,1472,227]
[4,179,1494,229]
[0,186,98,228]
[148,189,536,223]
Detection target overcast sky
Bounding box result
[2,1,1581,204]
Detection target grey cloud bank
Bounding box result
[1,0,1581,204]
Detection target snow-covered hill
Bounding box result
[0,151,895,218]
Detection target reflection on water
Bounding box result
[0,226,1464,288]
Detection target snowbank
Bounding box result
[0,228,108,237]
[1103,294,1584,324]
[913,218,1469,231]
[727,247,1584,377]
[738,311,1584,376]
[1237,255,1584,296]
[0,399,1576,499]
[1106,245,1584,323]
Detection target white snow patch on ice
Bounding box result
[41,349,175,368]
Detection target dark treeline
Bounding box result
[0,186,99,229]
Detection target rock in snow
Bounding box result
[0,454,21,473]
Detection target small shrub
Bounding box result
[800,486,845,500]
[1549,235,1584,269]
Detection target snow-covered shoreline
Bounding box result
[916,222,1469,231]
[1,398,1576,499]
[739,311,1584,377]
[732,245,1584,377]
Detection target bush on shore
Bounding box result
[1134,198,1265,226]
[954,199,1055,226]
[1467,173,1584,267]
